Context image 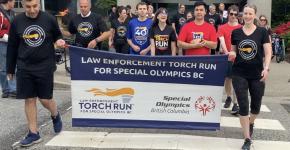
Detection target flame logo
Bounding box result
[87,88,134,97]
[23,34,40,39]
[239,47,253,53]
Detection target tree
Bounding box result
[93,0,116,14]
[272,0,290,27]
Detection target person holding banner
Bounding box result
[217,5,242,115]
[63,0,111,49]
[150,8,177,56]
[127,2,152,55]
[228,4,271,150]
[6,0,66,147]
[109,6,129,54]
[177,1,217,55]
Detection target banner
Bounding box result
[70,46,228,130]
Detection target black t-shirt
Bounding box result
[231,27,270,79]
[6,11,62,73]
[171,12,186,34]
[150,25,177,55]
[205,13,221,31]
[111,18,129,45]
[68,12,108,48]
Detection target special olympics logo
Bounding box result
[77,22,93,37]
[194,96,216,116]
[23,25,46,47]
[238,39,258,60]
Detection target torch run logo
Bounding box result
[194,96,216,116]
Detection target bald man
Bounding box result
[65,0,110,49]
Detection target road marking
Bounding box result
[221,117,285,130]
[46,131,290,149]
[222,103,271,112]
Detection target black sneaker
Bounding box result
[250,123,254,138]
[223,97,232,108]
[9,91,17,98]
[231,103,239,115]
[51,112,63,133]
[20,130,42,147]
[241,138,252,150]
[1,93,9,98]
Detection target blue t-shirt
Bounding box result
[126,18,152,55]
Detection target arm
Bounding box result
[88,15,111,48]
[140,45,151,55]
[219,36,228,54]
[228,45,237,61]
[172,23,177,36]
[109,28,115,48]
[6,21,19,79]
[260,43,271,81]
[150,38,155,56]
[127,39,140,52]
[203,40,217,49]
[177,40,204,49]
[171,41,177,56]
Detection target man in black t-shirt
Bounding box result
[6,0,66,147]
[63,0,110,50]
[171,4,186,36]
[205,4,221,31]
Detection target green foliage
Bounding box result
[90,0,116,18]
[93,0,117,12]
[282,32,290,48]
[271,0,290,27]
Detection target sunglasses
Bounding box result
[229,13,238,17]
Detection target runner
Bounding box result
[6,0,66,147]
[228,4,272,150]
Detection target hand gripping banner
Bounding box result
[69,46,228,130]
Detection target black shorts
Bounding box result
[16,70,54,99]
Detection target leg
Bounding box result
[249,80,265,124]
[224,78,232,98]
[8,74,17,93]
[36,71,62,133]
[25,98,38,133]
[0,71,9,97]
[39,99,58,116]
[232,76,250,139]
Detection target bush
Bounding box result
[281,32,290,49]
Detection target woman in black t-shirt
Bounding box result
[150,8,177,56]
[228,4,272,150]
[109,6,129,54]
